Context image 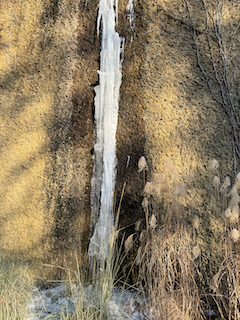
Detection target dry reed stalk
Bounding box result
[143,169,145,187]
[210,252,240,320]
[145,206,149,236]
[138,225,203,320]
[141,197,149,235]
[115,182,126,233]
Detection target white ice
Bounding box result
[126,0,136,33]
[89,0,124,260]
[27,285,145,320]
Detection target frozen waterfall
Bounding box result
[88,0,124,260]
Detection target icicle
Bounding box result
[89,0,124,260]
[126,0,136,35]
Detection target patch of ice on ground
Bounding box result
[109,288,145,320]
[27,285,146,320]
[27,285,75,320]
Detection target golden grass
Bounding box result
[135,157,240,320]
[137,225,203,320]
[0,255,33,320]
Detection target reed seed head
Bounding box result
[144,182,153,196]
[173,181,186,198]
[228,184,238,197]
[213,176,220,189]
[141,197,148,210]
[135,247,142,266]
[227,185,240,208]
[138,156,148,173]
[229,193,240,209]
[235,175,240,189]
[220,176,231,193]
[166,157,172,167]
[185,169,195,183]
[230,206,239,224]
[225,208,232,218]
[236,172,240,181]
[233,205,239,213]
[210,273,219,292]
[192,246,201,259]
[149,214,157,229]
[231,228,240,242]
[210,159,219,171]
[125,234,134,252]
[235,180,240,190]
[152,174,169,195]
[192,215,200,230]
[135,219,142,232]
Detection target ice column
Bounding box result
[127,0,136,43]
[89,0,124,260]
[126,0,134,29]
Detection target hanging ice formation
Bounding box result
[88,0,124,260]
[126,0,135,30]
[126,0,136,43]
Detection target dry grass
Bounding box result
[39,238,126,320]
[136,219,240,320]
[2,159,240,320]
[137,225,203,320]
[0,250,124,320]
[56,188,130,320]
[135,156,240,320]
[209,251,240,320]
[0,254,33,320]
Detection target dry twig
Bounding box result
[185,0,240,175]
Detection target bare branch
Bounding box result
[226,20,240,60]
[186,0,240,174]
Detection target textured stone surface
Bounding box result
[0,0,96,277]
[0,0,239,280]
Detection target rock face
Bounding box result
[0,0,97,275]
[0,0,239,278]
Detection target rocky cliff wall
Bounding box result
[0,0,239,279]
[0,0,97,276]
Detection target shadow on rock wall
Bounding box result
[0,0,97,278]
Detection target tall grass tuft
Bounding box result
[138,225,203,320]
[0,254,33,320]
[208,239,240,320]
[43,233,126,320]
[56,183,129,320]
[136,158,240,320]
